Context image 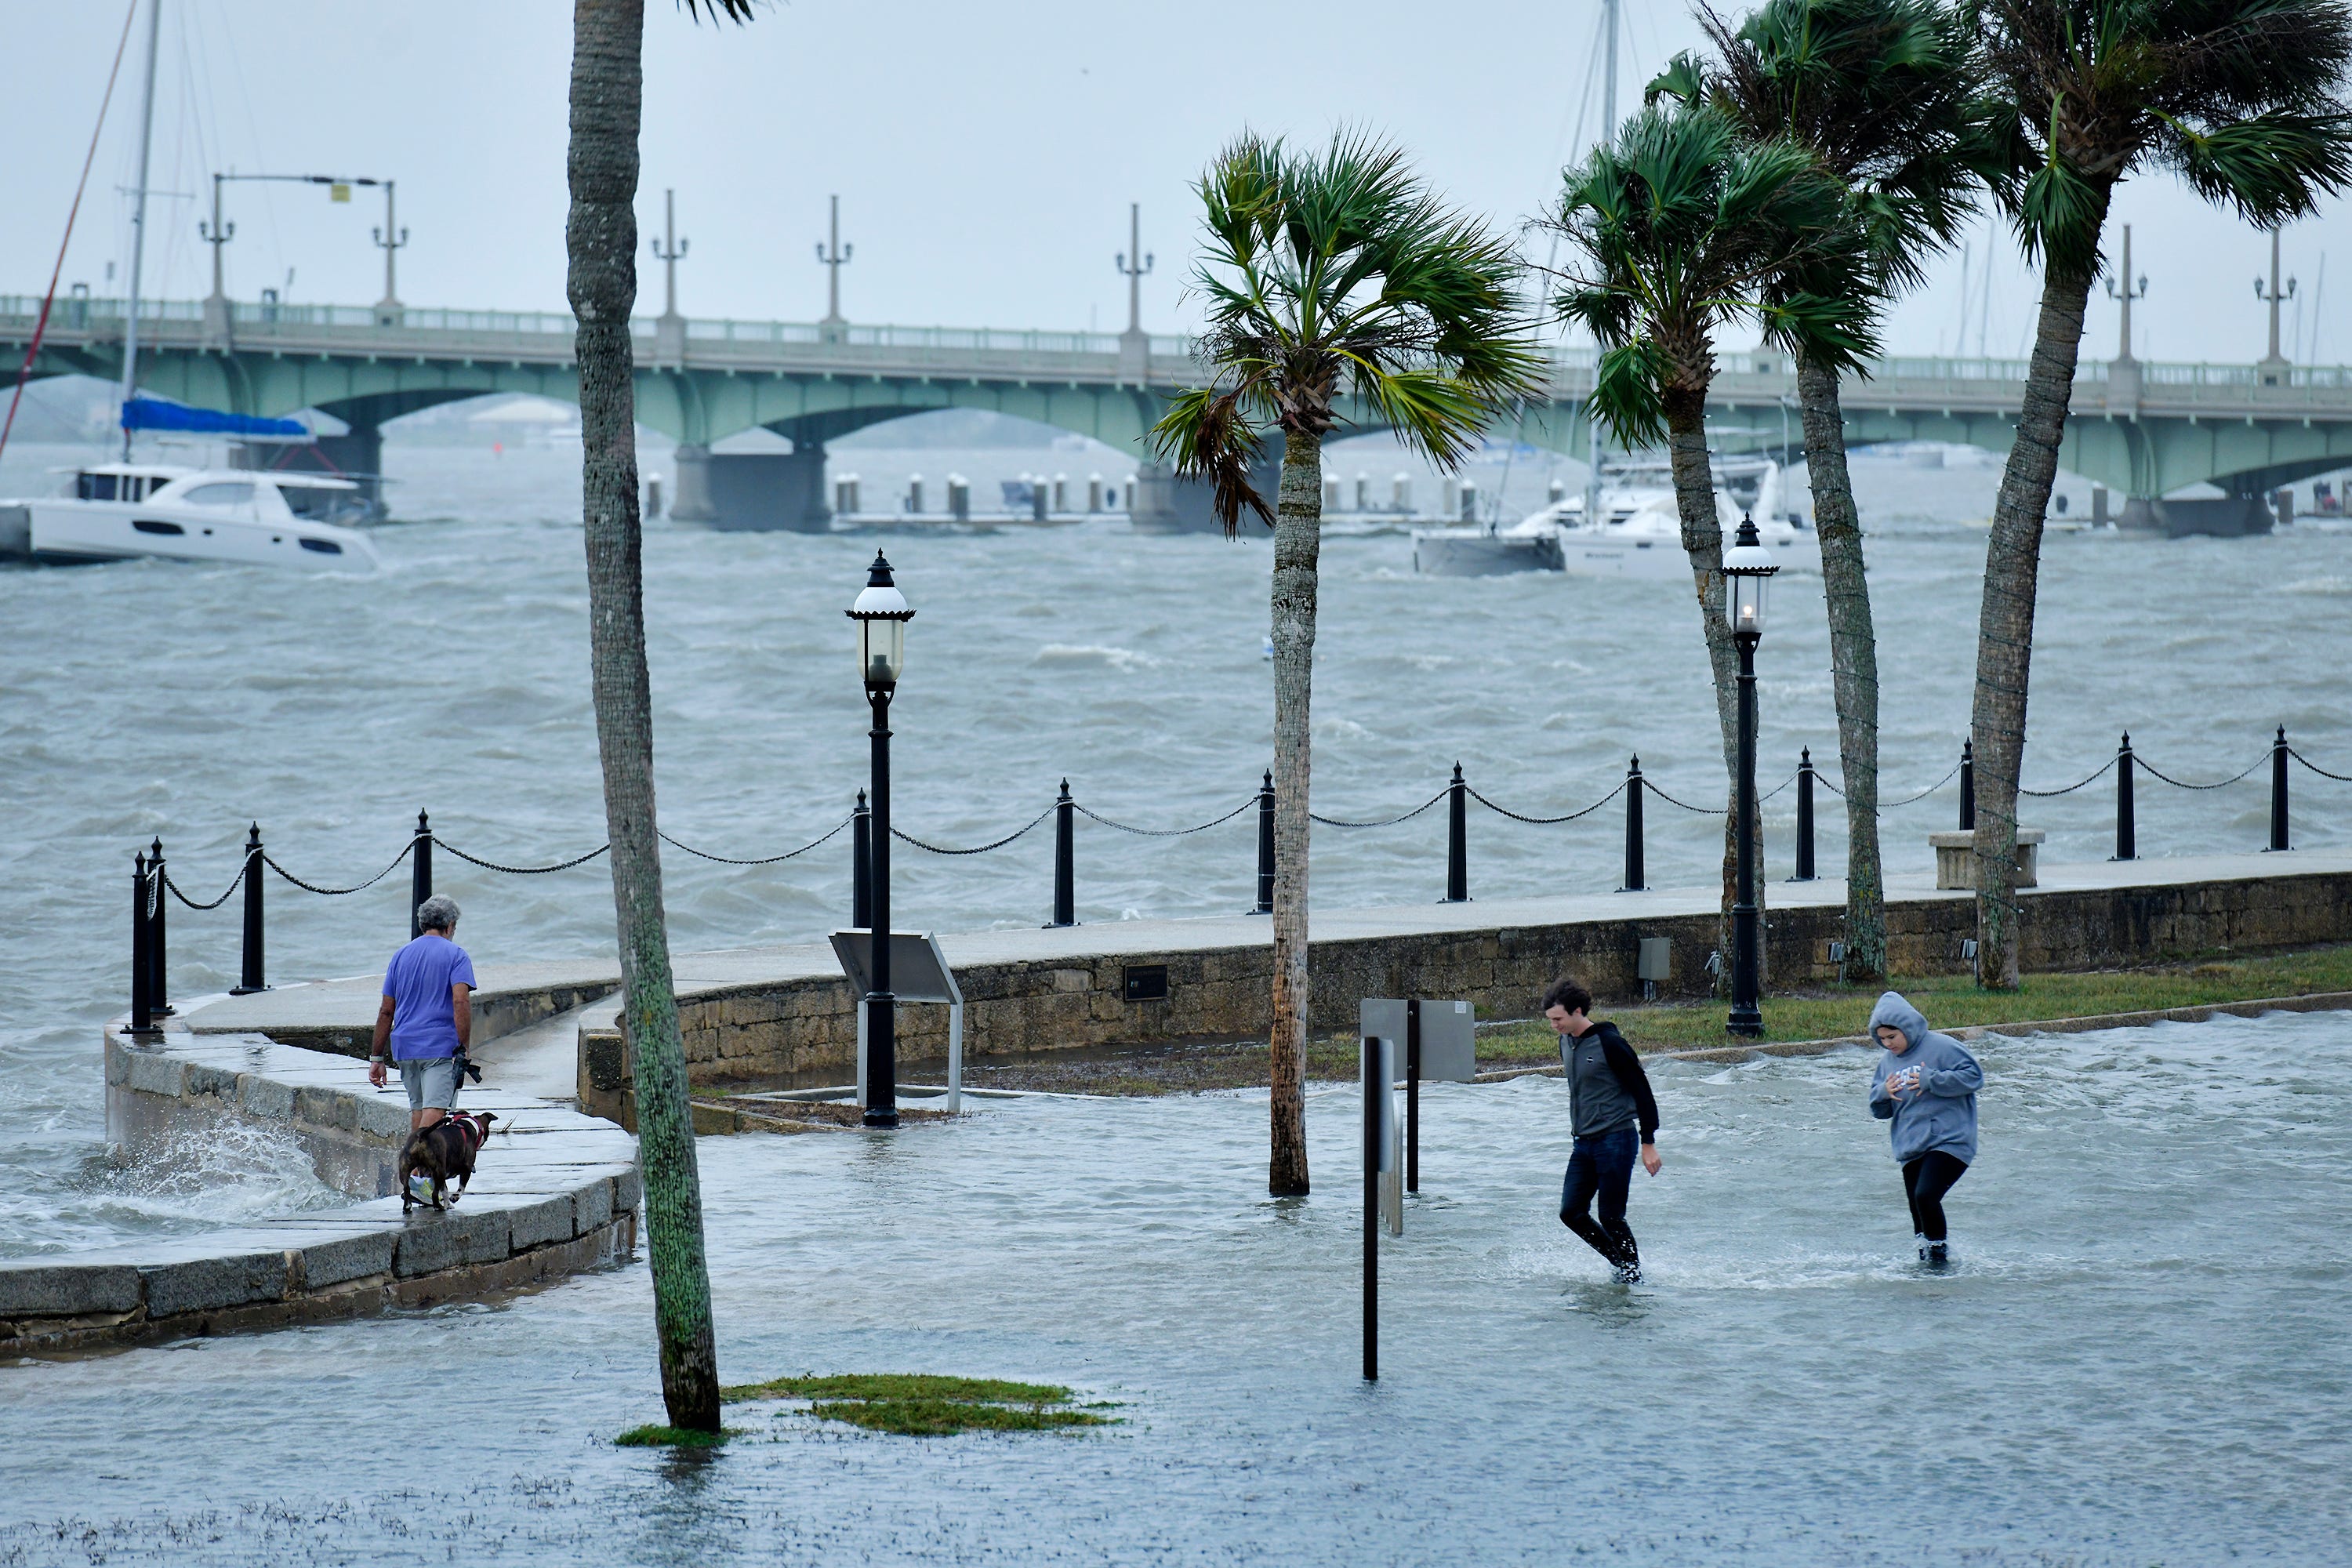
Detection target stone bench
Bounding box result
[1929,829,2045,891]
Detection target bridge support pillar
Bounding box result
[1128,451,1282,535]
[668,441,831,532]
[669,444,717,521]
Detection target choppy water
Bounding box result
[2,1011,2347,1563]
[1,435,2349,1252]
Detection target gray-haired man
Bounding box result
[368,897,476,1144]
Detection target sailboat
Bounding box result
[0,0,379,570]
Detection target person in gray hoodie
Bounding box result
[1867,991,1983,1266]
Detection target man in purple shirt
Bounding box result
[368,895,477,1134]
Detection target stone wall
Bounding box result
[0,1029,639,1358]
[578,862,2352,1112]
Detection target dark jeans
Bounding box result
[1560,1127,1639,1269]
[1902,1150,1969,1242]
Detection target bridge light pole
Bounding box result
[2105,223,2147,362]
[1116,202,1152,383]
[816,194,853,343]
[848,552,913,1129]
[2256,227,2296,383]
[201,173,385,341]
[372,180,407,326]
[652,189,688,365]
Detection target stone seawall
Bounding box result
[0,1026,639,1358]
[575,855,2352,1117]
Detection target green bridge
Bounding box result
[11,292,2352,531]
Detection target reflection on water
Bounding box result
[2,1012,2347,1563]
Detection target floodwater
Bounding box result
[0,434,2348,1251]
[2,1010,2347,1564]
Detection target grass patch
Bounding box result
[613,1424,732,1449]
[1475,943,2352,1063]
[725,1373,1072,1403]
[723,1372,1117,1436]
[808,1398,1112,1436]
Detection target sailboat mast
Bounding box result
[1585,0,1621,528]
[119,0,162,460]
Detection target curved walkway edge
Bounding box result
[0,1022,640,1359]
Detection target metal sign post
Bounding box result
[1359,998,1405,1381]
[829,931,964,1112]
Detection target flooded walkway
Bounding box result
[2,1007,2346,1564]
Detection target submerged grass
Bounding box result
[723,1373,1116,1436]
[612,1424,733,1449]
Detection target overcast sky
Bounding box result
[7,0,2349,366]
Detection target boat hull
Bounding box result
[1555,534,1694,579]
[1413,530,1563,575]
[5,499,378,570]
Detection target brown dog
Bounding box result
[398,1111,499,1212]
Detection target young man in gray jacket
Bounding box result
[1867,990,1984,1266]
[1544,977,1661,1283]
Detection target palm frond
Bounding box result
[1166,126,1544,494]
[677,0,758,20]
[1588,339,1672,448]
[2157,107,2352,223]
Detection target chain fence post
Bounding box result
[129,851,154,1033]
[1794,747,1817,881]
[147,837,171,1017]
[2270,725,2292,851]
[852,789,873,928]
[1621,756,1646,892]
[1443,762,1468,903]
[1049,779,1076,927]
[1253,770,1275,915]
[233,822,267,993]
[1959,740,1975,832]
[2114,735,2136,862]
[409,809,433,938]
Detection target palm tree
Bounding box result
[1548,100,1873,962]
[567,0,753,1434]
[1152,132,1541,1196]
[1966,0,2352,988]
[1664,0,1985,987]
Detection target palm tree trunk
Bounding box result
[1662,387,1746,989]
[1796,354,1885,985]
[1266,424,1322,1197]
[567,0,720,1430]
[1972,245,2102,990]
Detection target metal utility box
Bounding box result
[1416,999,1477,1083]
[1637,937,1672,982]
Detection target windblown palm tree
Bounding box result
[1548,100,1873,956]
[1966,0,2352,987]
[568,0,753,1433]
[1152,132,1541,1196]
[1660,0,1986,986]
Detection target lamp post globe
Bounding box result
[848,550,913,1127]
[1722,514,1777,1038]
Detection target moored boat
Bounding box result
[0,463,381,570]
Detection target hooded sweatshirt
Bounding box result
[1867,991,1982,1165]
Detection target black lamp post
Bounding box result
[1723,513,1778,1038]
[848,550,913,1128]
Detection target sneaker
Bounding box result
[406,1172,435,1205]
[1915,1233,1931,1262]
[1926,1241,1950,1268]
[1612,1261,1642,1285]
